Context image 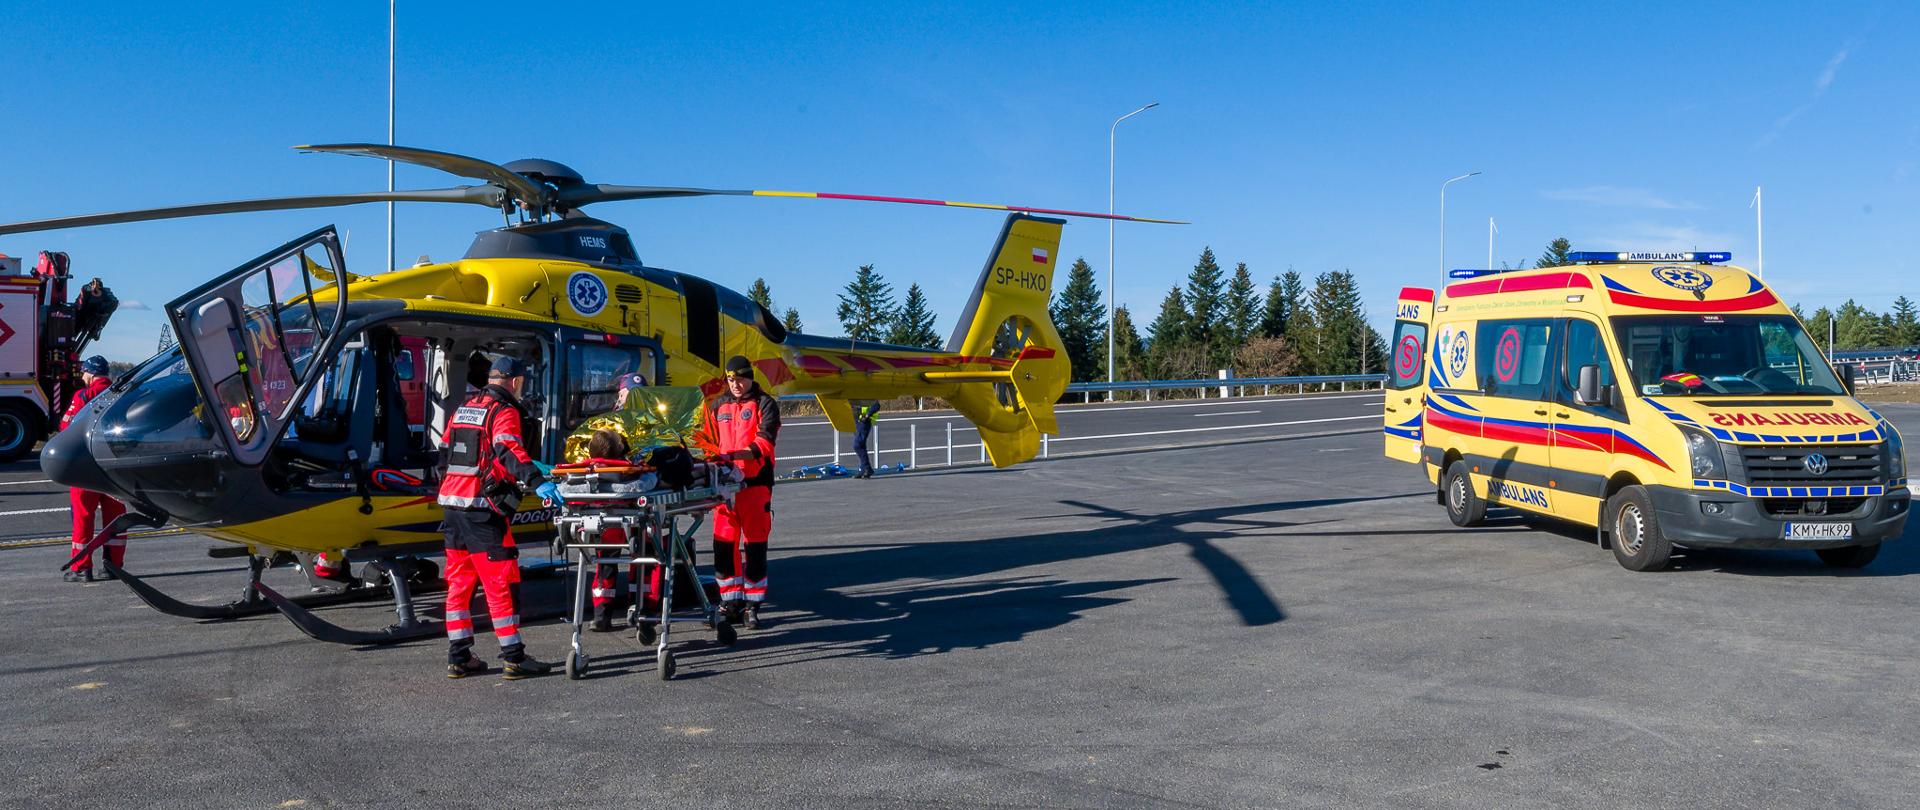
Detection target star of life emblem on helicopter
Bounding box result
[567,271,608,316]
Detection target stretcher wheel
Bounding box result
[715,619,737,646]
[636,621,657,646]
[658,649,676,680]
[566,650,586,680]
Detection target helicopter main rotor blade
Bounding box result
[299,143,550,208]
[0,187,500,236]
[564,184,1187,224]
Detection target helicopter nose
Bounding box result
[39,423,116,495]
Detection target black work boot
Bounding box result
[502,655,553,680]
[745,603,763,630]
[447,657,488,679]
[591,613,615,633]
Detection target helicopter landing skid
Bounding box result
[253,559,566,646]
[105,553,407,622]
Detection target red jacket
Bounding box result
[704,386,780,487]
[60,376,111,431]
[437,385,541,513]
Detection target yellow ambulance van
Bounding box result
[1383,252,1910,571]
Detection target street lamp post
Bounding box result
[1109,101,1158,394]
[1439,171,1481,284]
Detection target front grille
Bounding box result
[1759,497,1868,519]
[1739,444,1882,485]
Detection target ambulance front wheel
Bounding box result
[1444,461,1486,527]
[1609,486,1673,572]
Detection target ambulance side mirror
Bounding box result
[1575,364,1605,406]
[1838,363,1856,395]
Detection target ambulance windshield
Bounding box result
[1613,315,1846,397]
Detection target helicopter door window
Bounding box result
[166,227,351,467]
[564,341,657,431]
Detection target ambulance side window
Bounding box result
[1558,319,1622,419]
[1390,321,1428,390]
[1475,319,1553,401]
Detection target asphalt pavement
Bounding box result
[1,400,1917,809]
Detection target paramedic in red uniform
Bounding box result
[705,355,781,629]
[63,356,125,582]
[437,356,562,679]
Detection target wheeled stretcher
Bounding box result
[551,460,743,680]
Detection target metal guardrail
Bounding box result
[778,373,1388,403]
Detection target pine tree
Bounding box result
[1835,299,1887,349]
[835,264,897,342]
[1258,271,1293,338]
[1806,307,1835,354]
[782,307,804,334]
[747,278,775,310]
[1284,272,1320,372]
[1890,296,1920,346]
[1224,262,1259,358]
[1535,237,1574,268]
[1147,285,1190,349]
[887,283,942,349]
[1304,270,1371,374]
[1183,247,1226,359]
[1049,257,1107,382]
[1111,305,1145,380]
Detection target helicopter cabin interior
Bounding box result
[269,318,660,497]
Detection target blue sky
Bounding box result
[2,1,1914,363]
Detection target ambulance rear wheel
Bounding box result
[0,402,43,463]
[1816,543,1880,569]
[1609,486,1672,572]
[1444,461,1486,527]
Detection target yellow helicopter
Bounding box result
[6,144,1177,643]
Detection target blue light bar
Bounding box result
[1568,251,1732,264]
[1449,268,1494,279]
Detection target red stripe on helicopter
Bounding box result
[796,355,842,377]
[840,355,885,373]
[754,358,795,387]
[1448,271,1592,298]
[1017,346,1057,360]
[1606,289,1779,312]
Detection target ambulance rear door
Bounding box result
[1383,286,1434,463]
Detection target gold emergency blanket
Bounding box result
[562,386,709,463]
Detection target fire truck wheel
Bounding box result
[1443,461,1486,527]
[1608,486,1672,572]
[0,402,44,463]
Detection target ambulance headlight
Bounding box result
[1681,426,1726,480]
[1888,429,1906,480]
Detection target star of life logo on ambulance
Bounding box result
[1652,265,1713,293]
[1439,328,1471,381]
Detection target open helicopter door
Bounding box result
[165,226,352,467]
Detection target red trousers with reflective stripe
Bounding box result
[713,486,771,602]
[444,528,525,663]
[68,489,125,572]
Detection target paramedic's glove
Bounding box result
[533,461,555,476]
[536,481,566,506]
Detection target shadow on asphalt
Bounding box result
[665,492,1435,676]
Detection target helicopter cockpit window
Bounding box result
[565,341,658,431]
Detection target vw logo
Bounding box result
[1803,453,1829,476]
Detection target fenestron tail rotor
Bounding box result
[0,143,1185,236]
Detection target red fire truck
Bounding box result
[0,251,116,462]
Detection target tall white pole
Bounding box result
[1488,216,1497,271]
[1107,101,1158,386]
[1750,185,1763,279]
[1439,172,1480,284]
[386,0,396,273]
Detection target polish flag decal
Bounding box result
[1031,247,1049,264]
